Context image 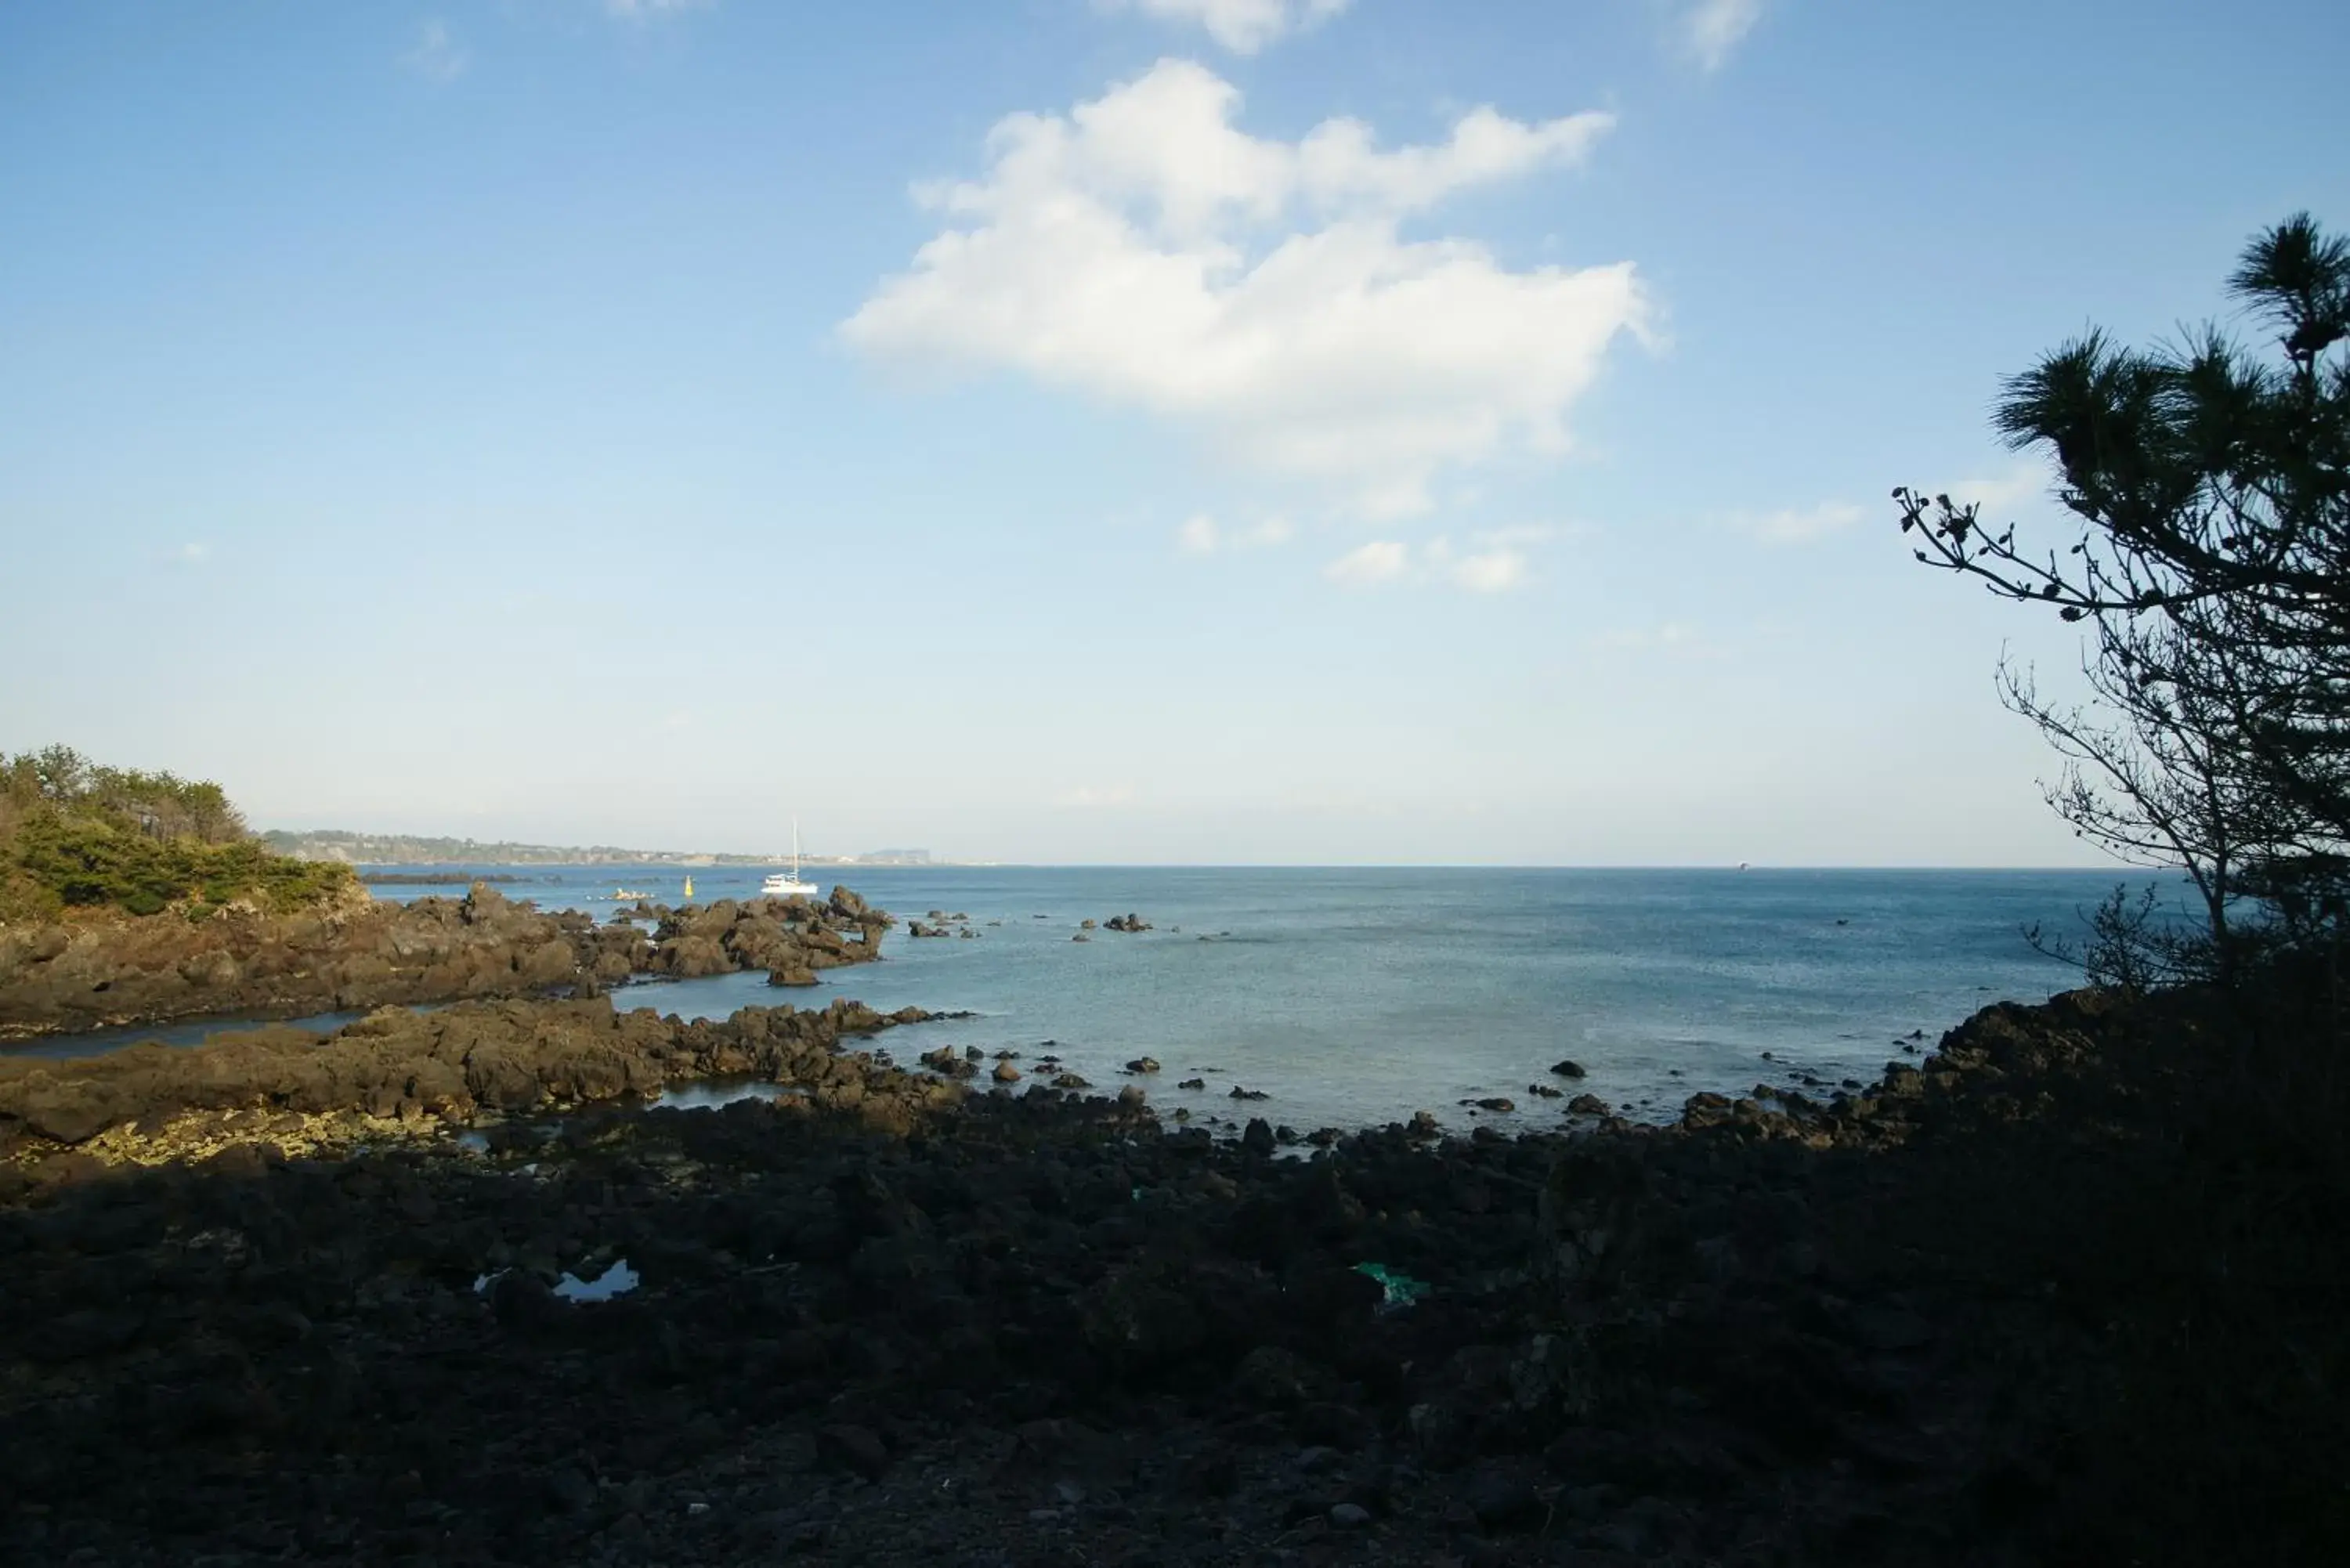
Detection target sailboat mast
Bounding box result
[792,816,801,881]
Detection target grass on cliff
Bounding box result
[0,746,354,922]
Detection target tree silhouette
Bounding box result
[1898,214,2350,974]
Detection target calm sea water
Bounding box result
[19,865,2151,1133]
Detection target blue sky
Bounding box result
[2,0,2344,864]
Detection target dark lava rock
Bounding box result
[1550,1059,1589,1079]
[1466,1465,1545,1531]
[0,880,895,1042]
[818,1424,891,1481]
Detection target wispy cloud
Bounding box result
[1099,0,1352,55]
[1473,522,1568,548]
[1730,500,1864,545]
[1681,0,1763,72]
[1177,513,1293,555]
[400,19,469,82]
[1325,540,1411,587]
[606,0,714,16]
[169,541,212,565]
[1448,547,1529,594]
[1949,459,2055,515]
[1419,535,1535,593]
[1321,531,1545,592]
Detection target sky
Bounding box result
[2,0,2345,865]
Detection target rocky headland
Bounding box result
[3,983,2335,1566]
[0,883,894,1041]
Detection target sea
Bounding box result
[12,865,2158,1134]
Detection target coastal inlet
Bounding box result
[1,868,2128,1136]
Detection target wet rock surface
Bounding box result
[0,884,892,1041]
[0,988,2337,1565]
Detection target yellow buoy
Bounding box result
[682,875,694,900]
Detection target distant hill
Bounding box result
[259,830,938,868]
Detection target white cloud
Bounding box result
[1682,0,1763,71]
[606,0,713,16]
[1474,522,1563,547]
[1055,783,1139,807]
[1594,620,1700,651]
[1325,540,1409,585]
[1424,533,1536,592]
[1177,513,1293,553]
[843,60,1647,518]
[1321,531,1543,591]
[1732,501,1864,545]
[1448,547,1528,593]
[1177,514,1222,554]
[1949,460,2055,515]
[1101,0,1352,55]
[400,19,469,82]
[170,541,212,565]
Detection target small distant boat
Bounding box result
[612,887,651,901]
[762,817,819,898]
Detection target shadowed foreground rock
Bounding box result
[0,883,893,1040]
[0,988,2341,1566]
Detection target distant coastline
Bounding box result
[259,830,965,869]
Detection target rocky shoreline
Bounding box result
[4,981,2322,1565]
[0,882,892,1041]
[0,994,953,1167]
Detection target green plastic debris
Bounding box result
[1352,1262,1431,1310]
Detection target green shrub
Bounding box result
[0,746,355,920]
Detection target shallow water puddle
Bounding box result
[472,1259,640,1301]
[555,1259,640,1301]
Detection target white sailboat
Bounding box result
[761,818,819,898]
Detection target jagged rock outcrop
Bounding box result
[0,883,892,1041]
[0,995,945,1150]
